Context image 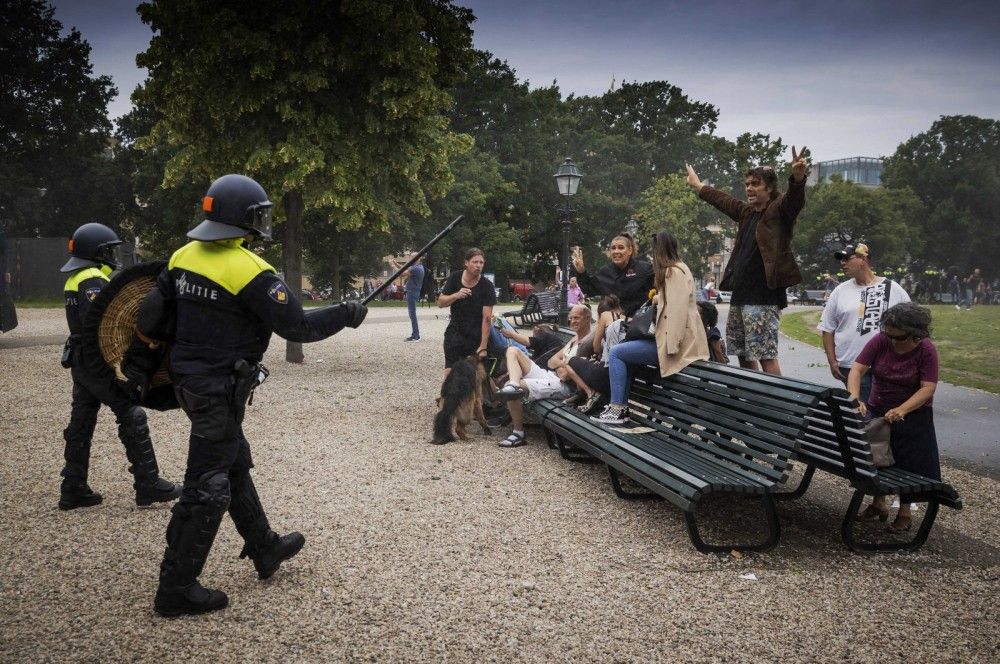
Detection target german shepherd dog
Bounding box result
[432,354,493,444]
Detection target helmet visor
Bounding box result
[248,203,273,240]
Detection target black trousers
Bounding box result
[171,372,270,552]
[62,351,138,480]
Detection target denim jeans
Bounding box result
[489,317,528,353]
[607,339,658,404]
[406,291,420,338]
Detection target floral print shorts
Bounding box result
[726,304,780,361]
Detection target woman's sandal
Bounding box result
[498,432,527,448]
[561,391,585,407]
[857,504,890,522]
[887,515,913,533]
[577,391,603,414]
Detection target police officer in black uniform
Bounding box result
[142,174,368,617]
[59,223,182,510]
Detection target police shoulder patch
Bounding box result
[84,287,102,302]
[267,281,289,304]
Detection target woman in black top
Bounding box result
[437,247,497,374]
[572,233,654,317]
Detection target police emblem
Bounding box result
[268,281,289,304]
[85,287,102,302]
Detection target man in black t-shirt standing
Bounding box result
[437,248,496,376]
[686,146,810,375]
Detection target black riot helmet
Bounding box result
[60,223,122,273]
[188,174,274,241]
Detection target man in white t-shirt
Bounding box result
[818,243,910,403]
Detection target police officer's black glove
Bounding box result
[341,301,368,328]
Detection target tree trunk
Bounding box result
[331,250,341,301]
[282,190,304,363]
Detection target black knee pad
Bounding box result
[194,470,231,513]
[119,406,149,439]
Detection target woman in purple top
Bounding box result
[848,303,940,534]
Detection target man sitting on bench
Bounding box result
[494,304,593,448]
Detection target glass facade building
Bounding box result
[814,157,883,187]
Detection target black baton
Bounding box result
[361,215,465,305]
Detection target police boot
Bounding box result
[229,471,305,579]
[120,406,182,506]
[154,474,229,617]
[58,461,103,510]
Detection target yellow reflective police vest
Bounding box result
[168,239,275,295]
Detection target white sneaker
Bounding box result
[590,404,629,425]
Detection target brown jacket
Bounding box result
[653,261,709,378]
[699,177,805,291]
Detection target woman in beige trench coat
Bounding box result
[590,231,709,425]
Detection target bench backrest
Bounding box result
[535,290,559,314]
[628,361,832,485]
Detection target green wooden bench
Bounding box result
[530,361,962,554]
[529,361,826,553]
[769,371,963,552]
[502,291,559,328]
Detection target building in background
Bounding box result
[807,157,884,187]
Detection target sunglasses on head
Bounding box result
[883,330,910,341]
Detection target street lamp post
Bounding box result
[553,157,582,326]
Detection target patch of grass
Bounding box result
[780,305,1000,394]
[11,298,63,308]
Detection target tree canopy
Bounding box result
[0,0,119,237]
[882,115,1000,274]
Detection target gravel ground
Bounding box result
[1,308,998,662]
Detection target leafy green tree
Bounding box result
[135,0,475,361]
[635,173,722,276]
[792,176,922,286]
[0,0,118,236]
[882,115,1000,274]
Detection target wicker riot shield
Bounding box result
[81,261,178,411]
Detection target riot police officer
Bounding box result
[59,223,182,510]
[143,175,368,617]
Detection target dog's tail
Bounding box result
[432,397,461,443]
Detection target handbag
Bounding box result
[624,300,657,342]
[864,416,894,467]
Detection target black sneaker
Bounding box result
[135,478,183,507]
[242,531,306,580]
[58,483,104,511]
[154,581,229,617]
[404,336,421,342]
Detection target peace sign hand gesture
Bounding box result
[790,145,810,182]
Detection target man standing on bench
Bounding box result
[686,147,810,375]
[495,305,594,448]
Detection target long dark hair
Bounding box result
[652,231,682,292]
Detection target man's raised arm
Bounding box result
[686,163,746,222]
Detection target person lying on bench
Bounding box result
[494,305,593,448]
[555,295,625,415]
[592,232,709,425]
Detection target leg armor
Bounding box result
[154,471,230,616]
[117,405,181,505]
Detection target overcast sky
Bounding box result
[52,0,1000,162]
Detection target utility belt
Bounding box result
[60,334,82,369]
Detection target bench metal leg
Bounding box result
[683,494,781,553]
[773,466,816,502]
[607,467,661,500]
[542,428,557,450]
[556,434,600,464]
[841,489,942,553]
